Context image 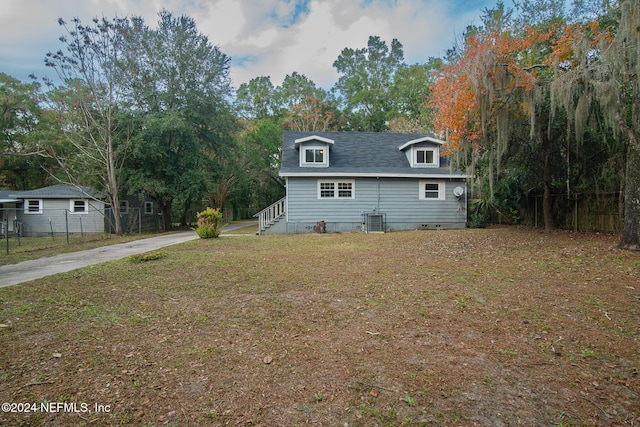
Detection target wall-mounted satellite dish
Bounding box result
[453,186,464,198]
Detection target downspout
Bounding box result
[284,177,289,223]
[284,177,289,233]
[376,177,380,212]
[465,181,468,224]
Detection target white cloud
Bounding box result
[197,0,247,45]
[0,0,498,88]
[215,0,485,89]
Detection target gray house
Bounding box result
[0,185,105,237]
[256,131,468,234]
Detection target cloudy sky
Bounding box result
[0,0,506,90]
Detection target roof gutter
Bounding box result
[279,172,468,179]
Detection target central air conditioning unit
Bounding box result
[365,213,385,233]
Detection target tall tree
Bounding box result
[431,1,564,230]
[235,76,280,121]
[332,36,404,131]
[0,73,56,189]
[278,72,338,131]
[43,16,133,235]
[283,96,337,132]
[224,120,285,218]
[121,10,237,228]
[388,60,442,132]
[548,0,640,249]
[277,72,327,108]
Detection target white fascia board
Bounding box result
[279,171,467,179]
[398,136,446,151]
[294,135,335,147]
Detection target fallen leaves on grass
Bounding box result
[0,227,638,426]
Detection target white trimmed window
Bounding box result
[144,201,153,215]
[305,148,324,163]
[300,144,329,167]
[414,148,438,167]
[303,148,325,164]
[318,180,355,199]
[419,180,445,200]
[70,199,88,214]
[25,199,43,214]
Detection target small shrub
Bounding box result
[129,251,166,263]
[194,207,223,238]
[469,213,486,228]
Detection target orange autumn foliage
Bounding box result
[545,20,614,67]
[430,26,552,154]
[430,18,614,156]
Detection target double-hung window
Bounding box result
[414,148,438,167]
[305,148,324,164]
[319,182,335,198]
[318,180,354,199]
[25,199,42,214]
[337,182,353,198]
[419,180,445,200]
[144,201,154,215]
[70,199,88,214]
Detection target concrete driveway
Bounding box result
[0,222,258,288]
[0,231,200,288]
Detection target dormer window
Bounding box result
[296,135,333,168]
[415,148,438,167]
[398,135,445,168]
[305,148,325,164]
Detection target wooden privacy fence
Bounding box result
[522,192,622,233]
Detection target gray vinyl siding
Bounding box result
[285,177,466,233]
[16,198,105,236]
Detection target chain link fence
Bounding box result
[104,207,165,234]
[1,205,165,256]
[1,206,106,238]
[1,206,109,256]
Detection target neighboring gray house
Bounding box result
[107,193,164,234]
[256,131,468,234]
[0,185,105,237]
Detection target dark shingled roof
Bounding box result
[280,131,466,178]
[8,185,100,199]
[0,190,20,203]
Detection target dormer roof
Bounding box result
[294,135,335,148]
[280,131,466,179]
[398,135,445,151]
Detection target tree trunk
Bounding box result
[180,196,192,226]
[161,200,173,231]
[109,193,123,235]
[541,133,555,232]
[106,162,122,235]
[619,138,640,250]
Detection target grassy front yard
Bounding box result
[0,227,638,426]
